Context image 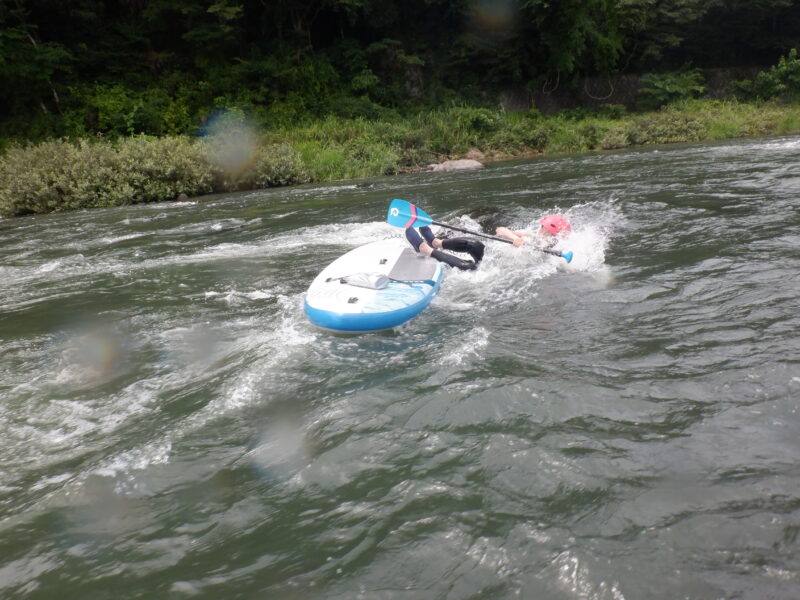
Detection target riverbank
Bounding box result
[2,99,799,218]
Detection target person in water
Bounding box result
[495,214,571,249]
[405,226,485,271]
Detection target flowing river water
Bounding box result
[1,137,799,599]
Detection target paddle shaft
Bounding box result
[430,219,565,258]
[387,199,570,261]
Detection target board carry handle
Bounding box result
[387,199,572,263]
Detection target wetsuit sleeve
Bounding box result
[420,226,436,244]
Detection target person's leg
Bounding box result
[406,227,434,256]
[430,249,477,270]
[406,228,476,270]
[420,226,436,245]
[441,238,484,263]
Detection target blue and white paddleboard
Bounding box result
[304,238,443,333]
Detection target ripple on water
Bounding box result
[1,139,800,599]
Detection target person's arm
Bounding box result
[495,227,530,247]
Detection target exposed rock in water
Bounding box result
[427,159,484,173]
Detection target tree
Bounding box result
[0,0,73,118]
[616,0,722,69]
[523,0,625,76]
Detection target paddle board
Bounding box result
[304,238,443,333]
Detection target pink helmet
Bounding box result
[539,214,571,235]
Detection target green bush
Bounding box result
[451,107,503,133]
[625,107,705,144]
[704,118,743,140]
[598,104,628,119]
[776,111,800,134]
[5,98,800,218]
[343,137,400,177]
[545,126,583,153]
[422,107,501,156]
[488,117,553,152]
[734,48,800,102]
[416,112,459,155]
[599,125,630,149]
[0,137,215,217]
[61,83,203,138]
[394,128,435,167]
[556,107,594,121]
[207,140,309,191]
[326,95,387,120]
[117,136,215,202]
[247,143,311,187]
[577,121,605,149]
[295,141,348,181]
[0,135,312,217]
[0,140,87,215]
[80,84,167,136]
[638,68,708,111]
[198,110,310,189]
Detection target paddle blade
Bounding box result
[387,199,433,229]
[561,250,573,263]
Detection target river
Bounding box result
[1,137,799,599]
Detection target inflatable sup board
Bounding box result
[304,238,443,333]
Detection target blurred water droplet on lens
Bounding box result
[467,0,519,46]
[249,420,310,483]
[200,109,258,179]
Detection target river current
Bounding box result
[1,137,799,599]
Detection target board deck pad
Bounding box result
[388,248,438,281]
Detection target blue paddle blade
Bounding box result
[561,250,573,263]
[387,199,433,228]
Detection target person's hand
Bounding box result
[512,237,524,247]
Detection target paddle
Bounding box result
[387,198,573,263]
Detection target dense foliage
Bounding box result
[636,68,708,112]
[2,0,799,140]
[734,48,800,101]
[4,99,800,217]
[2,1,800,217]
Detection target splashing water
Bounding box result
[433,199,619,311]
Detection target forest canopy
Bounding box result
[2,0,799,139]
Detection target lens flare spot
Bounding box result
[467,0,520,46]
[55,323,130,389]
[200,110,258,179]
[249,420,310,483]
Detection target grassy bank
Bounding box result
[2,99,800,218]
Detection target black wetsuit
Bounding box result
[405,226,485,271]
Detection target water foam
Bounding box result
[430,199,619,314]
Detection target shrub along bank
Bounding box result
[2,99,800,218]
